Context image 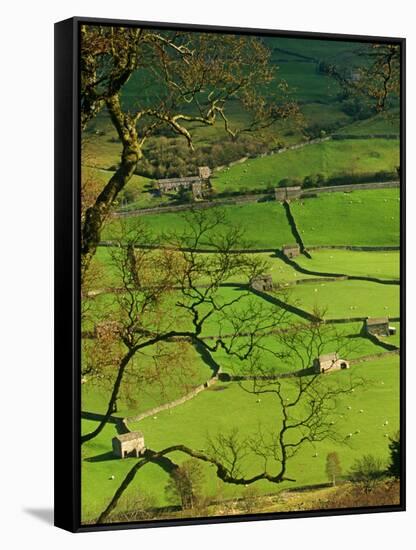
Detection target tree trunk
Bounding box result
[81,95,141,282]
[81,349,135,444]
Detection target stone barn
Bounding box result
[365,317,391,337]
[282,244,300,258]
[250,274,274,292]
[156,166,211,199]
[156,175,200,194]
[313,353,350,374]
[112,431,146,459]
[198,166,211,180]
[274,186,302,202]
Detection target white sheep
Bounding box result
[359,409,364,413]
[109,475,115,480]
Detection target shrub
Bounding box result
[349,455,385,493]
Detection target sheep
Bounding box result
[109,475,115,480]
[256,399,261,403]
[359,409,364,413]
[153,416,158,420]
[347,433,353,438]
[347,406,352,410]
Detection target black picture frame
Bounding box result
[54,16,406,533]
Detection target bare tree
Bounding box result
[329,43,400,112]
[96,318,365,523]
[165,459,205,510]
[81,209,281,443]
[80,26,300,280]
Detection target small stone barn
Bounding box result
[282,244,300,258]
[313,353,350,374]
[112,431,146,459]
[250,274,274,292]
[365,317,390,337]
[274,186,302,201]
[198,166,211,180]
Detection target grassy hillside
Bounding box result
[290,189,400,246]
[296,249,400,280]
[102,201,294,249]
[213,139,400,192]
[288,279,399,319]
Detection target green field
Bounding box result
[213,139,399,192]
[291,189,400,246]
[81,32,401,525]
[296,249,400,280]
[80,356,399,522]
[102,201,294,249]
[288,279,399,320]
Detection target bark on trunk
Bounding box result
[81,95,141,282]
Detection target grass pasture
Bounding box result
[82,356,399,523]
[290,189,400,246]
[102,201,294,250]
[296,249,400,280]
[213,139,400,192]
[287,279,399,320]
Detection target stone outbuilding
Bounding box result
[156,175,200,194]
[365,317,391,337]
[274,186,302,201]
[198,166,211,180]
[313,352,350,374]
[156,166,211,199]
[282,244,301,258]
[112,431,146,459]
[250,274,274,292]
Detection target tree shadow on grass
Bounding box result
[84,451,118,463]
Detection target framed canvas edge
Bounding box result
[54,16,406,534]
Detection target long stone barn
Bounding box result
[156,166,211,200]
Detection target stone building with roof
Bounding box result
[250,274,274,292]
[365,317,391,337]
[275,186,302,201]
[112,431,146,459]
[156,166,211,200]
[282,244,301,258]
[313,352,350,374]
